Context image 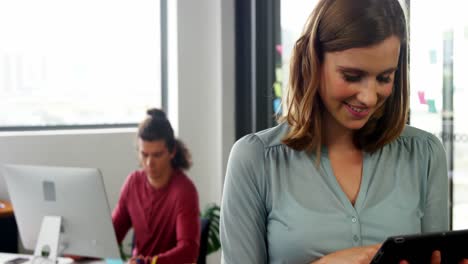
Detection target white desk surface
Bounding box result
[0,253,108,264]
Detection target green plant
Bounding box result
[119,237,133,261]
[201,203,221,255]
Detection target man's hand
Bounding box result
[128,255,152,264]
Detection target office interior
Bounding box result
[0,0,467,264]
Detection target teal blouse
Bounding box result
[220,123,449,264]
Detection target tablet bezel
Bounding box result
[371,229,468,264]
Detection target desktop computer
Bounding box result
[2,164,121,263]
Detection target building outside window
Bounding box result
[0,0,162,129]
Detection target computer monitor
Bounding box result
[2,164,120,260]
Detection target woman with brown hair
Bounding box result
[220,0,458,263]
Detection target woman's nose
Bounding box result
[357,79,378,107]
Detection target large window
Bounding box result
[0,0,161,128]
[409,0,468,229]
[280,0,316,99]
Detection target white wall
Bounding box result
[174,0,235,207]
[0,0,235,262]
[174,1,235,262]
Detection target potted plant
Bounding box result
[201,203,220,254]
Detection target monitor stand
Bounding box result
[33,216,62,264]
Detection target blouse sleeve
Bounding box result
[421,134,449,232]
[220,134,269,264]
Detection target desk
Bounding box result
[0,253,74,264]
[0,253,109,264]
[0,200,18,253]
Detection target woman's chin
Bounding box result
[342,119,369,131]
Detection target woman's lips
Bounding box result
[344,102,370,118]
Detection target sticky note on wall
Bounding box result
[427,99,437,113]
[273,98,281,114]
[273,82,282,97]
[429,50,437,64]
[418,91,427,104]
[275,68,283,83]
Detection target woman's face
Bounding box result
[319,35,401,132]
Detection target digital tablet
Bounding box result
[371,229,468,264]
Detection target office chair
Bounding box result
[197,217,210,264]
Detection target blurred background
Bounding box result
[0,0,467,263]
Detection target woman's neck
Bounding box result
[323,113,357,151]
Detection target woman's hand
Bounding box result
[399,250,441,264]
[399,250,468,264]
[310,244,381,264]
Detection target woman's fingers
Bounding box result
[398,251,468,264]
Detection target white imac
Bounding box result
[2,164,121,263]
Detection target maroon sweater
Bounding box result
[112,169,200,264]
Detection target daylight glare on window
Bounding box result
[0,0,161,127]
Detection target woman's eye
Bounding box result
[342,74,362,82]
[377,75,392,83]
